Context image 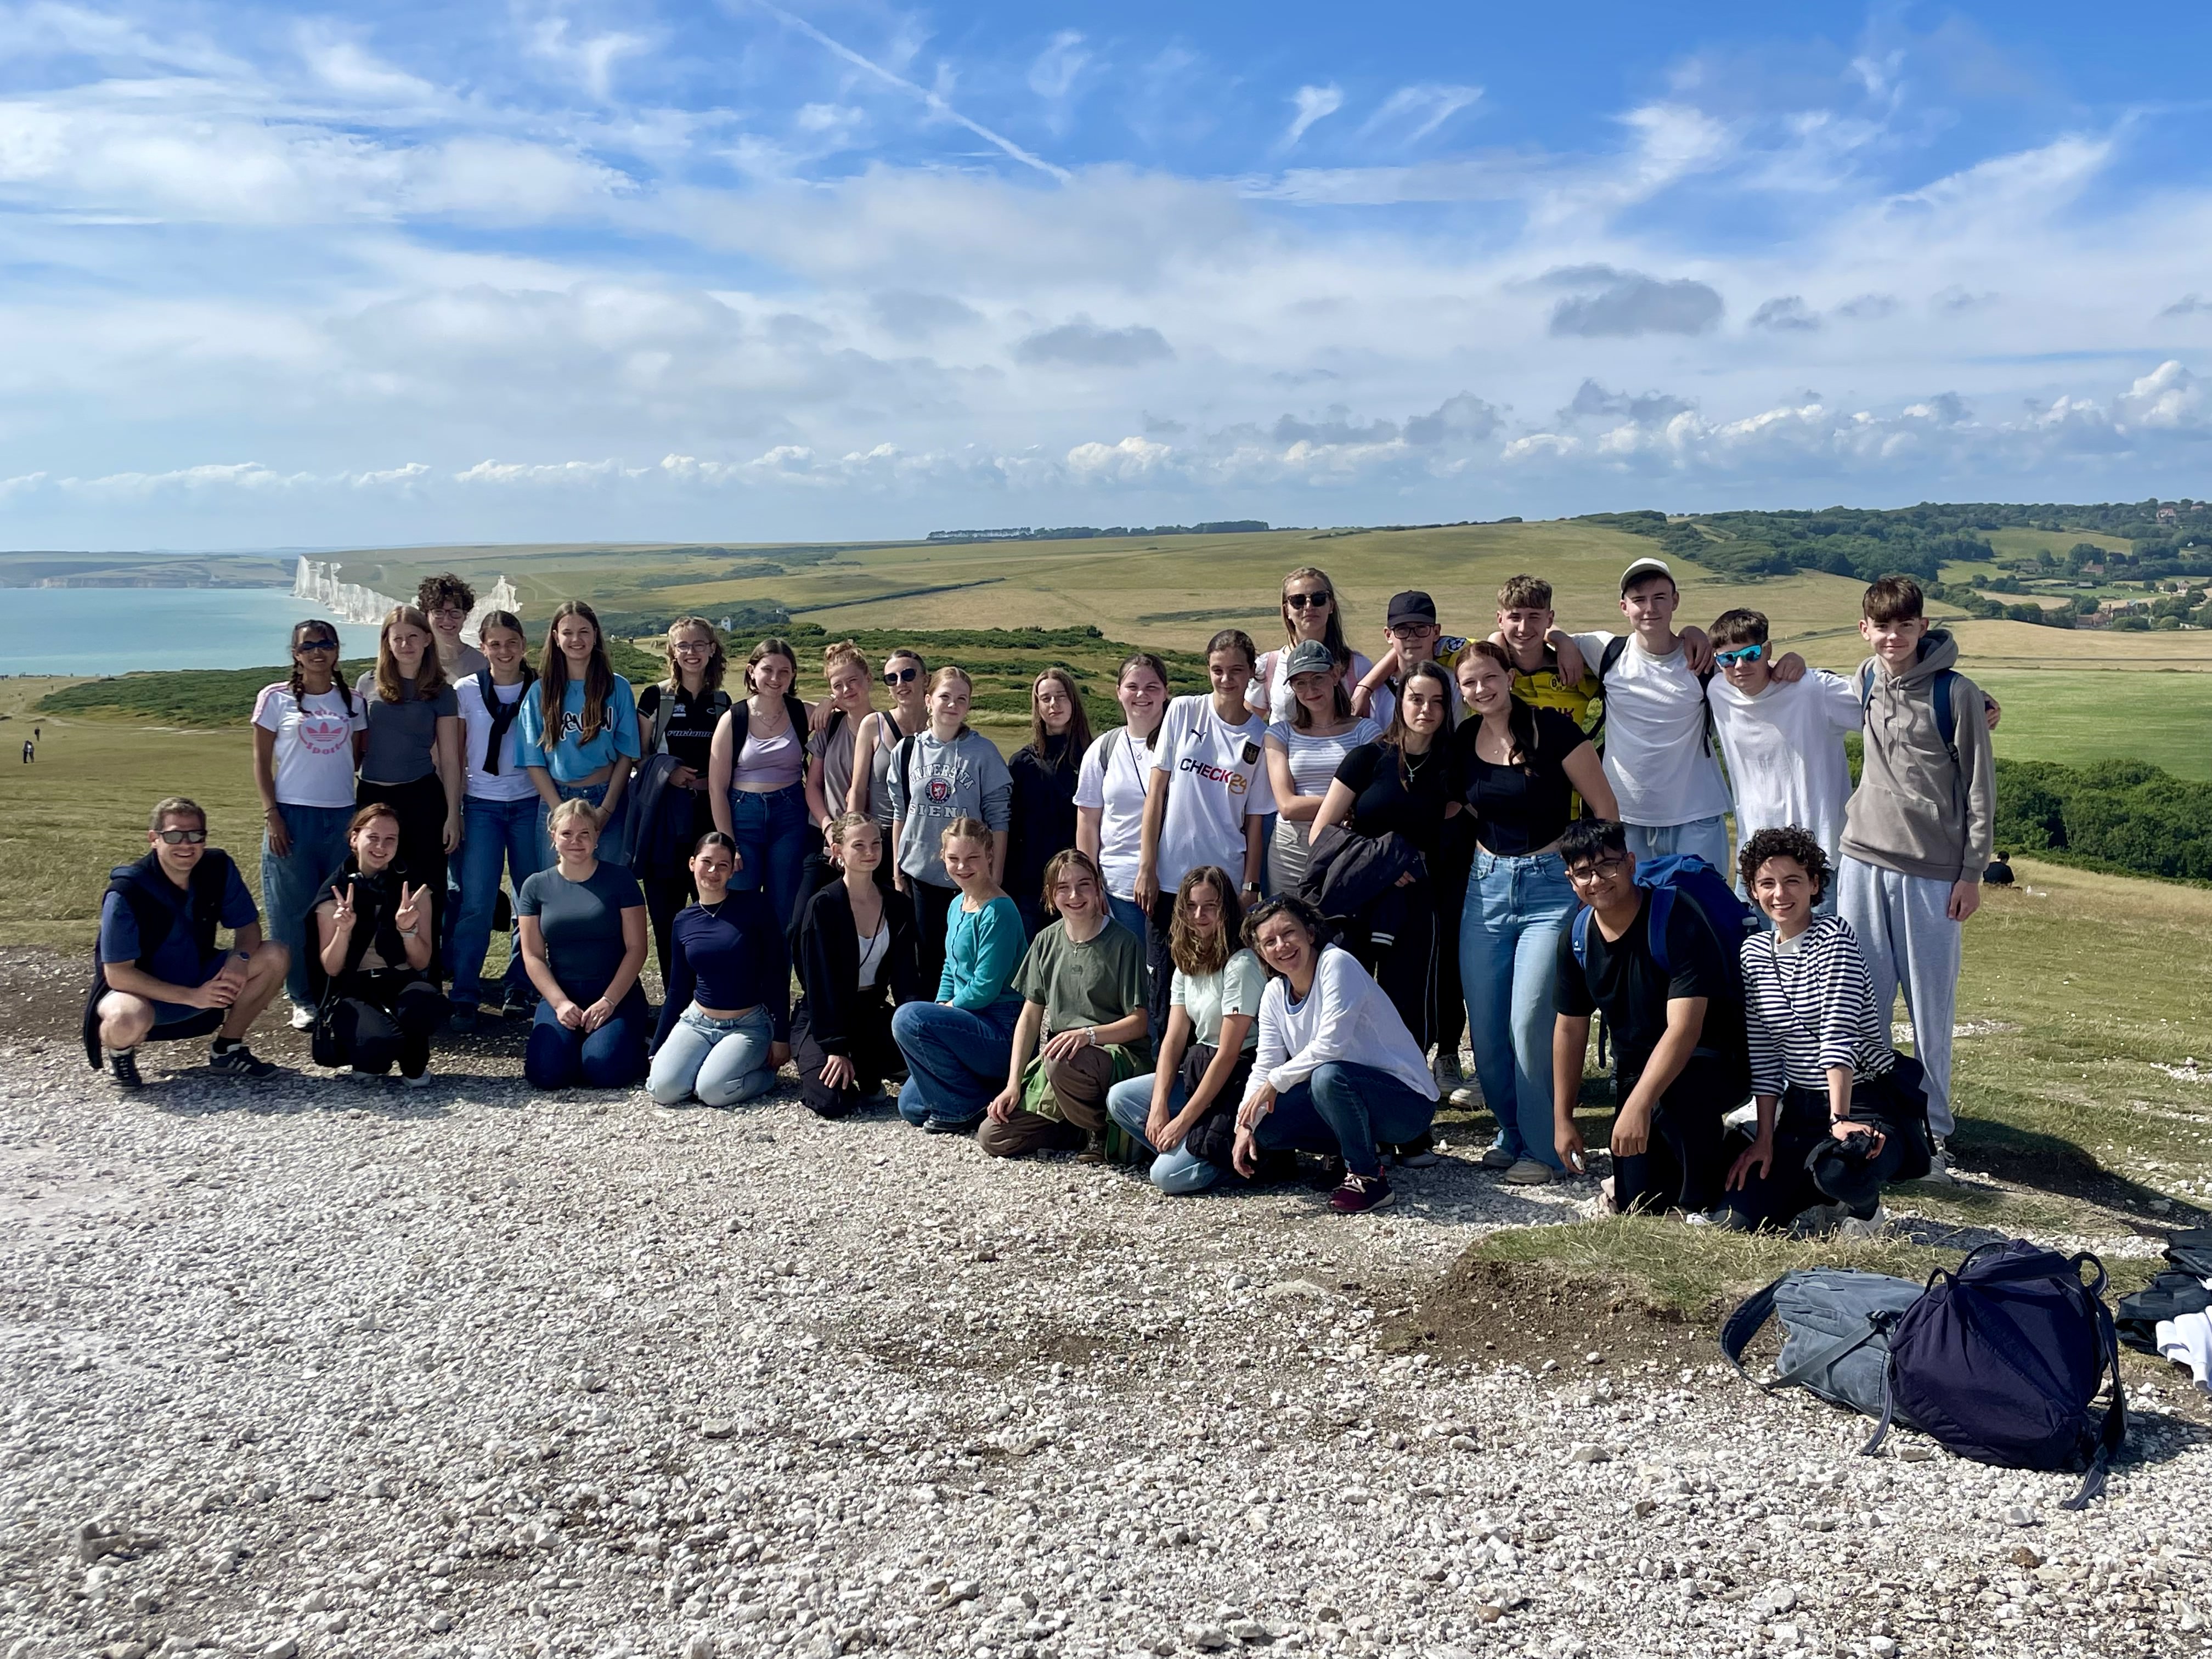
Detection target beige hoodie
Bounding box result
[1839,629,1995,885]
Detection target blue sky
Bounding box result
[3,0,2211,548]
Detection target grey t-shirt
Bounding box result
[356,673,459,785]
[515,861,644,1003]
[814,713,860,817]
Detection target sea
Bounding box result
[0,587,385,675]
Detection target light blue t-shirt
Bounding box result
[516,676,641,785]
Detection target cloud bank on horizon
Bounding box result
[2,0,2211,548]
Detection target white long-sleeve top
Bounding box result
[1739,915,1899,1098]
[1240,945,1438,1106]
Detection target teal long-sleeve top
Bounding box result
[939,895,1027,1010]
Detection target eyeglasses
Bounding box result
[884,667,921,685]
[670,639,712,653]
[1564,855,1630,886]
[155,828,209,845]
[1714,644,1766,666]
[1284,591,1333,610]
[296,639,338,653]
[428,607,467,622]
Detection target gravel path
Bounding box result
[2,1030,2208,1659]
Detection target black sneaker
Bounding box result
[1329,1171,1396,1214]
[208,1042,278,1080]
[448,1003,478,1033]
[104,1046,143,1091]
[1390,1132,1442,1169]
[500,986,538,1020]
[923,1115,978,1136]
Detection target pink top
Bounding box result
[734,725,805,790]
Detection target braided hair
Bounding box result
[289,618,353,714]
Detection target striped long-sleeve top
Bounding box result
[1737,915,1899,1098]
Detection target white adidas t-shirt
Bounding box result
[1574,631,1733,828]
[1074,726,1156,901]
[251,682,365,810]
[1150,695,1277,889]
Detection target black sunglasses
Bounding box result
[883,666,921,685]
[295,638,339,653]
[155,828,210,845]
[1284,591,1333,610]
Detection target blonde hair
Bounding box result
[939,814,992,855]
[823,640,869,678]
[929,665,974,738]
[828,811,881,859]
[374,604,449,703]
[546,798,600,834]
[1039,847,1103,917]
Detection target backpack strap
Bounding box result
[1774,1311,1900,1395]
[895,734,921,821]
[2062,1250,2126,1511]
[1859,1347,1901,1457]
[1645,884,1675,980]
[1862,663,1962,771]
[1719,1276,1784,1381]
[1570,904,1594,972]
[1599,636,1628,680]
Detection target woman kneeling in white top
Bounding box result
[1232,896,1439,1214]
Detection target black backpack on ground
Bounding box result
[1724,1238,2125,1509]
[81,851,236,1067]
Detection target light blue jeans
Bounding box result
[541,780,629,869]
[1838,858,1962,1138]
[262,802,356,1011]
[1105,1072,1219,1195]
[647,1004,778,1107]
[1106,893,1149,947]
[1626,816,1731,878]
[452,794,544,1010]
[1460,847,1576,1169]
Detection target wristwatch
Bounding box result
[1242,881,1262,896]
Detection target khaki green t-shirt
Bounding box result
[1014,916,1152,1061]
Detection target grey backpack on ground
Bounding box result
[1720,1266,1925,1419]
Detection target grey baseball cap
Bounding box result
[1282,639,1338,679]
[1620,556,1674,592]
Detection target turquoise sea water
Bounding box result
[0,587,384,674]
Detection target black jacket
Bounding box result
[793,878,923,1058]
[310,857,425,1005]
[80,849,236,1068]
[1006,738,1080,906]
[1298,823,1427,918]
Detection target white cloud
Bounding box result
[1359,84,1482,145]
[1282,84,1344,149]
[1028,31,1089,101]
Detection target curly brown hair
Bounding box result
[1738,825,1831,903]
[415,572,476,617]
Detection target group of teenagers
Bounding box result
[84,555,1996,1227]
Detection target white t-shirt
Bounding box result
[1074,726,1158,901]
[1707,670,1863,865]
[251,682,365,810]
[1171,948,1267,1051]
[456,673,539,804]
[1573,631,1733,828]
[1267,716,1384,799]
[1250,648,1389,727]
[1240,945,1437,1105]
[1151,696,1277,890]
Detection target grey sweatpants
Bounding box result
[1838,857,1962,1138]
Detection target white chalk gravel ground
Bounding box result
[2,1034,2208,1659]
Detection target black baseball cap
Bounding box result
[1386,590,1438,627]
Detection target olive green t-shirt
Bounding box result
[1014,916,1152,1061]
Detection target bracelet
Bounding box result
[1085,1025,1097,1047]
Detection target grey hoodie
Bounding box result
[884,727,1014,888]
[1839,629,1994,884]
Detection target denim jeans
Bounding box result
[1460,847,1576,1170]
[1256,1060,1437,1180]
[540,780,629,870]
[1105,893,1148,945]
[525,985,649,1090]
[1626,816,1731,878]
[647,1003,778,1107]
[1105,1072,1219,1195]
[891,998,1020,1127]
[263,802,356,1011]
[729,782,811,935]
[452,795,545,1010]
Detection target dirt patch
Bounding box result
[1383,1252,1720,1375]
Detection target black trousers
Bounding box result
[1145,889,1178,1040]
[329,975,449,1077]
[791,986,902,1117]
[912,878,957,994]
[1609,1057,1736,1216]
[1352,877,1437,1056]
[357,774,449,978]
[642,786,718,985]
[1430,817,1476,1056]
[1717,1083,1916,1229]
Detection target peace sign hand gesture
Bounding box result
[328,882,357,933]
[393,882,429,934]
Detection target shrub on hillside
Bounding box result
[1995,758,2212,881]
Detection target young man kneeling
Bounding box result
[86,796,289,1088]
[1551,820,1750,1217]
[981,850,1150,1158]
[1720,827,1931,1234]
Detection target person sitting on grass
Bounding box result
[86,796,287,1089]
[646,832,790,1108]
[1551,819,1751,1219]
[1720,826,1931,1235]
[981,849,1151,1159]
[311,803,448,1086]
[516,798,651,1091]
[1229,896,1440,1214]
[890,817,1027,1133]
[1105,865,1268,1194]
